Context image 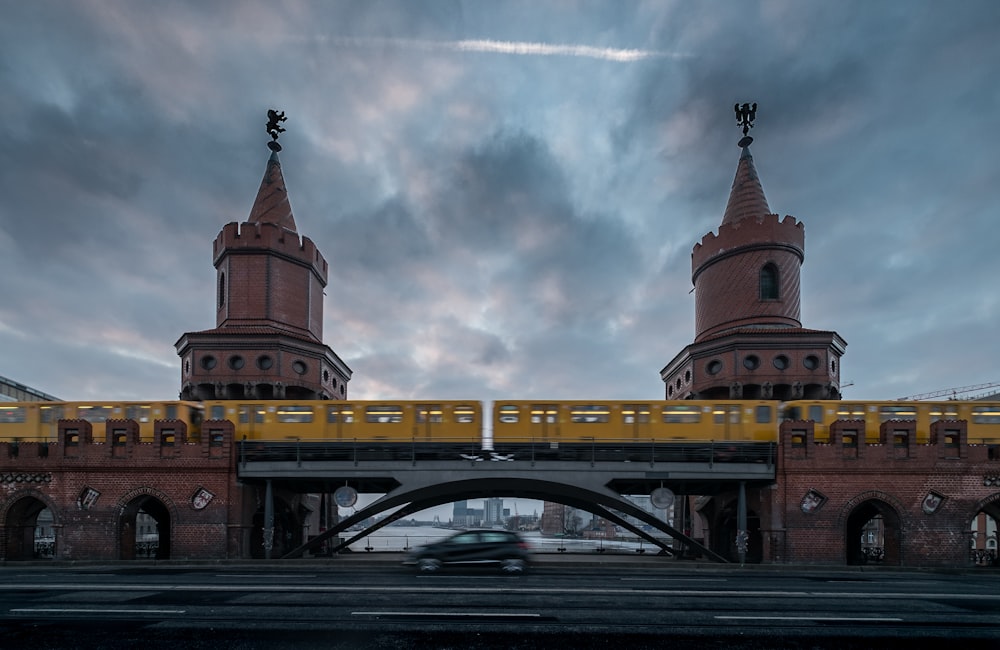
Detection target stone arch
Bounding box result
[1,489,59,561]
[840,491,904,566]
[117,487,177,560]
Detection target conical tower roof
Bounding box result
[720,144,770,227]
[248,150,297,232]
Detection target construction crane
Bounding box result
[896,381,1000,401]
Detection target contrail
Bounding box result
[453,39,678,61]
[324,37,682,62]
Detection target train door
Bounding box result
[236,403,267,438]
[324,403,354,440]
[623,404,651,441]
[712,404,741,440]
[415,404,444,442]
[528,403,560,443]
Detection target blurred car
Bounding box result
[404,529,530,574]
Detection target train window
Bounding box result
[327,406,355,423]
[210,405,225,420]
[880,405,916,422]
[417,405,443,424]
[366,405,402,423]
[78,406,113,423]
[972,406,1000,425]
[277,405,315,423]
[570,405,609,423]
[126,405,151,423]
[497,405,520,424]
[454,405,477,424]
[166,404,178,420]
[836,404,866,420]
[808,405,823,422]
[40,406,64,423]
[929,405,959,422]
[0,407,25,423]
[756,405,773,424]
[662,405,701,424]
[622,405,650,424]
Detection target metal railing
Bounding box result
[239,437,776,467]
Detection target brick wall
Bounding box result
[0,421,239,561]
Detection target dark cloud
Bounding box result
[1,1,997,403]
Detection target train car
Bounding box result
[204,400,483,443]
[782,400,1000,444]
[490,400,778,462]
[0,401,204,443]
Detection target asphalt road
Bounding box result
[1,555,998,649]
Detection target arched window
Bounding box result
[759,264,779,300]
[218,272,226,309]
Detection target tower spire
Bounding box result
[248,109,297,231]
[721,102,769,227]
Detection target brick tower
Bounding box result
[660,105,845,400]
[176,112,351,400]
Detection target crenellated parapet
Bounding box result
[213,221,328,284]
[692,213,804,280]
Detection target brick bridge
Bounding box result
[1,417,998,567]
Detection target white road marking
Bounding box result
[353,611,541,618]
[716,615,903,622]
[10,608,186,615]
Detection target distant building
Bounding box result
[483,498,504,526]
[0,375,59,402]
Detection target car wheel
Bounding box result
[417,557,442,573]
[500,558,525,574]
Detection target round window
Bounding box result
[228,356,245,370]
[292,360,307,375]
[257,355,273,370]
[804,355,819,370]
[773,355,790,370]
[200,356,217,370]
[743,355,760,370]
[707,360,723,375]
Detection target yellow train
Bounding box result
[782,400,1000,444]
[0,401,204,443]
[203,400,483,443]
[2,398,998,452]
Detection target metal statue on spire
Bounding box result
[734,102,757,147]
[266,109,287,152]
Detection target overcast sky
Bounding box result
[2,0,998,406]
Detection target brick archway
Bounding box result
[118,488,176,560]
[1,489,57,561]
[842,494,902,566]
